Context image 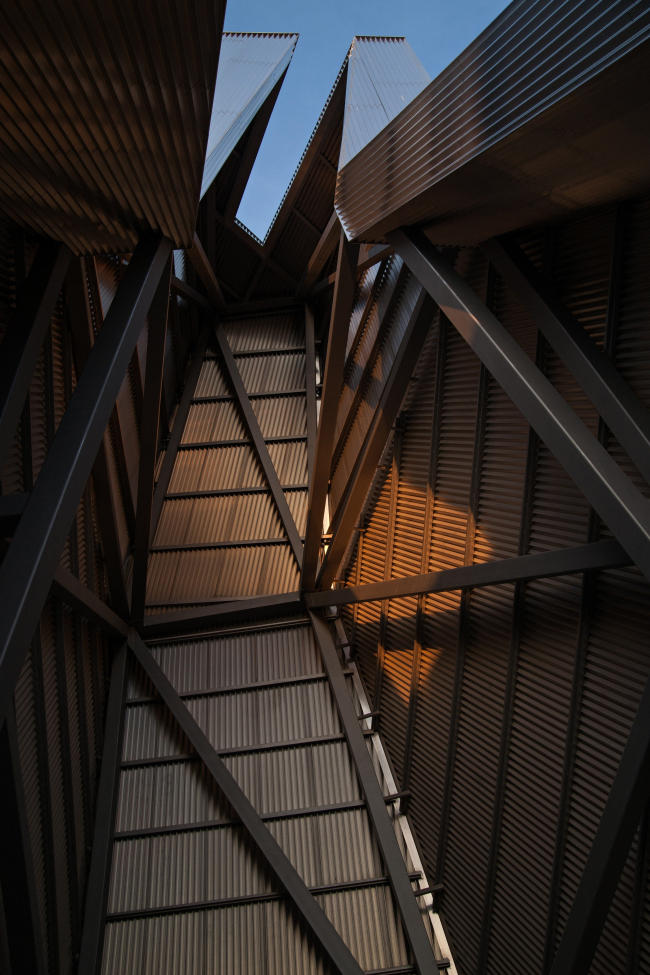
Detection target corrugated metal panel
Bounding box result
[167,446,265,493]
[330,271,422,516]
[251,396,307,439]
[343,197,650,970]
[103,621,429,973]
[238,352,305,393]
[153,494,283,547]
[0,0,225,252]
[335,0,650,242]
[201,33,297,198]
[146,543,299,604]
[340,36,430,169]
[224,314,304,352]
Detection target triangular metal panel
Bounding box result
[201,32,298,199]
[339,36,430,170]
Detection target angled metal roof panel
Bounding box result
[201,32,298,199]
[339,36,430,170]
[335,0,650,242]
[0,0,225,253]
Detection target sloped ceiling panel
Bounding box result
[0,0,226,254]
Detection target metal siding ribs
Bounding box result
[95,621,432,974]
[0,234,171,731]
[0,0,226,252]
[389,227,650,586]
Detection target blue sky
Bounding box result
[223,0,512,239]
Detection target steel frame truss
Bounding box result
[127,628,366,975]
[0,233,171,730]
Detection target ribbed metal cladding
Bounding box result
[101,621,426,974]
[334,0,650,242]
[0,0,225,253]
[147,313,308,611]
[342,195,650,973]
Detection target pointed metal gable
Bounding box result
[201,32,298,199]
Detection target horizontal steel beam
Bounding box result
[482,235,650,486]
[178,435,307,450]
[106,872,419,921]
[389,227,650,587]
[306,539,630,608]
[128,629,365,975]
[50,566,128,639]
[0,234,171,731]
[138,590,303,637]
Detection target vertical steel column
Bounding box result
[305,301,318,492]
[0,706,46,975]
[302,231,360,588]
[0,234,171,730]
[310,610,439,975]
[77,643,129,975]
[131,256,172,619]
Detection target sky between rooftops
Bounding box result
[223,0,511,240]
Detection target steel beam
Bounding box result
[127,628,365,975]
[50,565,127,639]
[187,232,225,311]
[331,262,409,477]
[317,288,436,590]
[549,669,650,975]
[149,322,212,545]
[171,275,211,311]
[343,258,388,382]
[131,257,172,620]
[482,234,650,487]
[0,707,46,975]
[295,210,340,297]
[65,257,130,618]
[0,492,28,536]
[389,227,650,586]
[305,302,318,490]
[357,244,393,275]
[212,320,304,564]
[0,234,171,731]
[302,232,360,588]
[309,610,439,975]
[77,643,129,975]
[0,240,71,471]
[139,590,303,637]
[307,539,630,607]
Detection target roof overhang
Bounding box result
[334,1,650,245]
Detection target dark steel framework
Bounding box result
[2,9,650,975]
